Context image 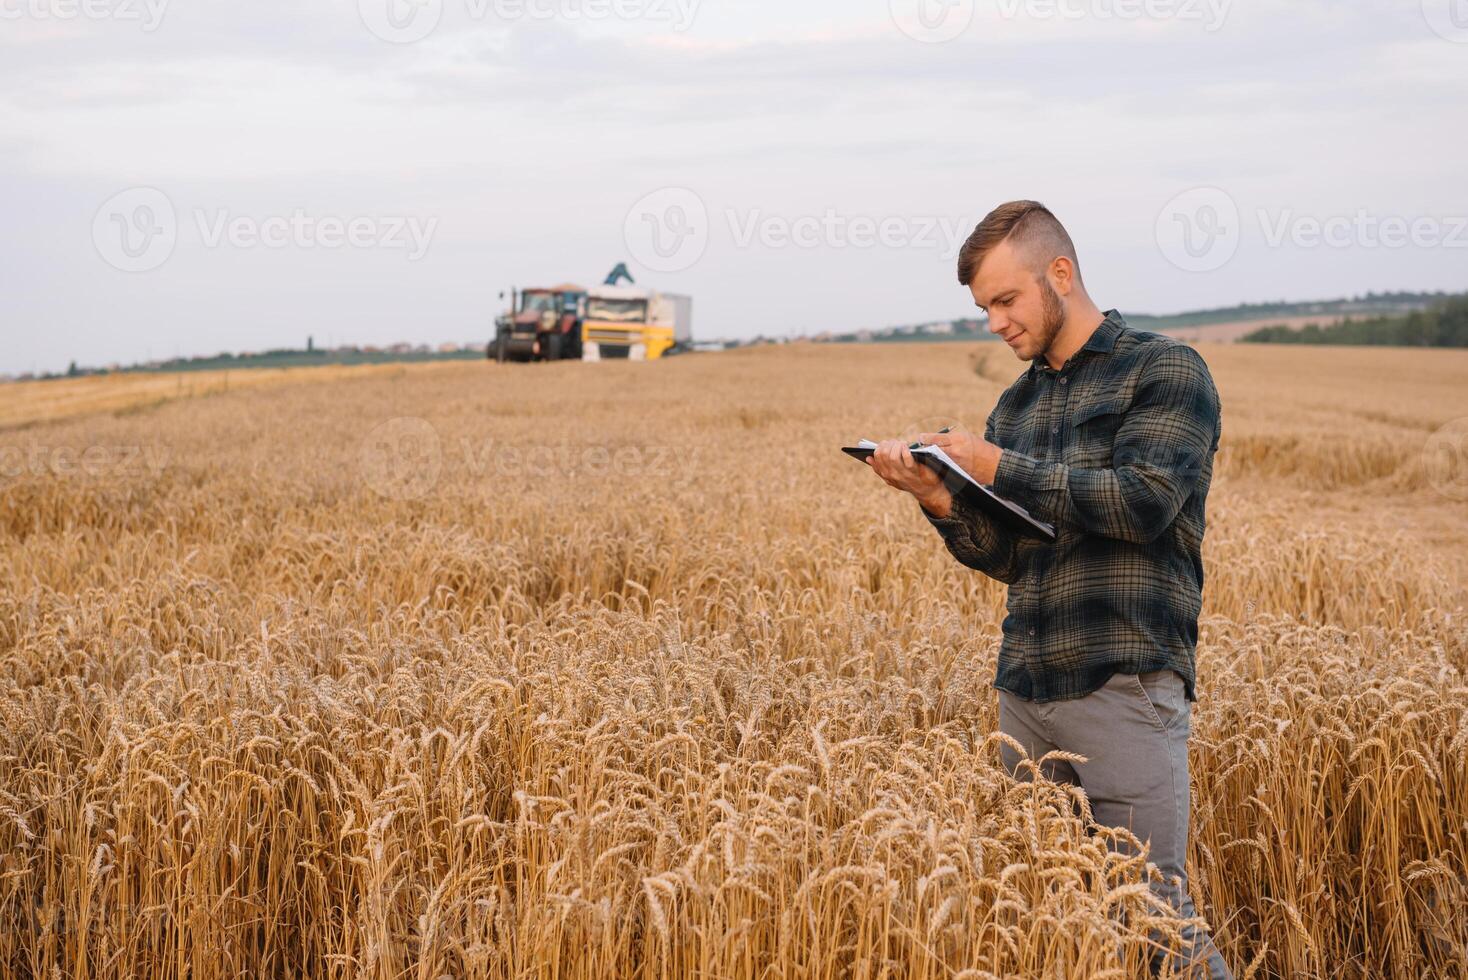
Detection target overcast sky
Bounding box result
[3,0,1465,374]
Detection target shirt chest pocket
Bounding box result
[1066,395,1129,467]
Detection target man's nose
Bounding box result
[987,314,1006,334]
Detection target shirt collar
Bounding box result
[1029,309,1125,376]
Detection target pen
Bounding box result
[910,426,951,450]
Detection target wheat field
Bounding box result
[1,341,1465,979]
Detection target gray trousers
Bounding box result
[998,669,1233,980]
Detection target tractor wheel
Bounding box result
[542,332,563,361]
[494,332,510,363]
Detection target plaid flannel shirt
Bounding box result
[921,310,1221,703]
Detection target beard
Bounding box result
[1028,276,1066,360]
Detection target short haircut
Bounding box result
[956,200,1081,287]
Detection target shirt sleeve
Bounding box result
[919,411,1023,583]
[990,344,1220,545]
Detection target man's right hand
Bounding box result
[866,439,953,517]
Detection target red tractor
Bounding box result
[490,284,586,362]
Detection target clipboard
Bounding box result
[843,439,1057,541]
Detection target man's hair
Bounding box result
[956,200,1081,287]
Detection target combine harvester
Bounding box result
[490,264,692,363]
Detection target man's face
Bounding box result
[968,239,1066,362]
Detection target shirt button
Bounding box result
[1028,628,1037,636]
[1060,377,1068,385]
[1049,423,1059,434]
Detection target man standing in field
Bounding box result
[866,200,1232,979]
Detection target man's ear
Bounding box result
[1050,256,1076,296]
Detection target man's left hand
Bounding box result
[916,429,1004,485]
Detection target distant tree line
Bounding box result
[1240,295,1468,347]
[1129,290,1455,332]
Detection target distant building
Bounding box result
[438,342,461,353]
